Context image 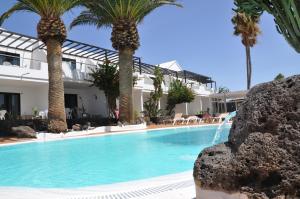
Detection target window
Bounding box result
[65,94,78,109]
[0,92,21,117]
[63,58,76,70]
[0,51,20,66]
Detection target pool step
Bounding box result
[67,180,194,199]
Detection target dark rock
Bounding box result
[117,121,123,127]
[194,75,300,199]
[82,125,88,130]
[11,126,36,138]
[82,122,91,130]
[72,124,81,131]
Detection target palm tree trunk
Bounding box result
[248,46,252,89]
[245,45,252,90]
[46,38,67,133]
[119,48,134,123]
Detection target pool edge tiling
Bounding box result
[0,171,195,199]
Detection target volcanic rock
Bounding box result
[11,126,36,138]
[194,75,300,199]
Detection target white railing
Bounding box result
[0,53,215,94]
[0,53,95,82]
[135,74,213,94]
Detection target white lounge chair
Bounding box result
[213,113,229,123]
[185,116,202,124]
[163,113,185,125]
[0,110,7,120]
[38,110,48,119]
[172,113,185,125]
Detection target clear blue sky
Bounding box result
[0,0,299,91]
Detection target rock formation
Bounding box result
[11,126,36,138]
[194,75,300,199]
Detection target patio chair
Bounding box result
[185,116,202,125]
[0,110,7,120]
[213,113,229,123]
[38,110,48,119]
[163,113,185,125]
[65,108,72,119]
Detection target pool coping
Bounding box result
[0,171,194,199]
[0,123,220,148]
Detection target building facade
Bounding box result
[0,29,216,119]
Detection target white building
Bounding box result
[0,29,216,119]
[210,90,247,114]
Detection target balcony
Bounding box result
[0,53,93,83]
[134,73,214,95]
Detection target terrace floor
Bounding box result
[0,137,34,144]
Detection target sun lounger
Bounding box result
[185,116,202,124]
[38,110,48,119]
[212,113,229,123]
[163,113,185,125]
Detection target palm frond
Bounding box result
[72,0,182,28]
[1,0,83,22]
[0,2,34,26]
[70,10,111,29]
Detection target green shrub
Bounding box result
[166,80,195,115]
[143,67,164,122]
[89,60,119,118]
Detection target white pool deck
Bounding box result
[0,124,225,199]
[0,171,195,199]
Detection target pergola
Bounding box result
[0,29,216,86]
[210,90,248,113]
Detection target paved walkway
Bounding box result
[0,172,196,199]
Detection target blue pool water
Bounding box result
[0,126,230,188]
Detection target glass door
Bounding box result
[0,92,21,118]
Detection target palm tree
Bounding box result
[70,0,181,123]
[239,0,300,53]
[232,11,261,90]
[0,0,82,133]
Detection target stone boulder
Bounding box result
[11,126,36,138]
[194,75,300,199]
[72,124,82,131]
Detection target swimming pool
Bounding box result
[0,125,230,188]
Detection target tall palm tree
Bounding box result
[232,12,261,90]
[239,0,300,53]
[0,0,82,133]
[70,0,181,123]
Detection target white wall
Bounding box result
[201,97,211,113]
[64,87,108,117]
[160,94,168,111]
[0,81,108,117]
[0,83,48,116]
[137,93,212,116]
[168,96,211,116]
[174,103,187,115]
[133,89,143,116]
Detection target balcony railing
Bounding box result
[0,53,215,93]
[0,29,216,90]
[0,53,97,82]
